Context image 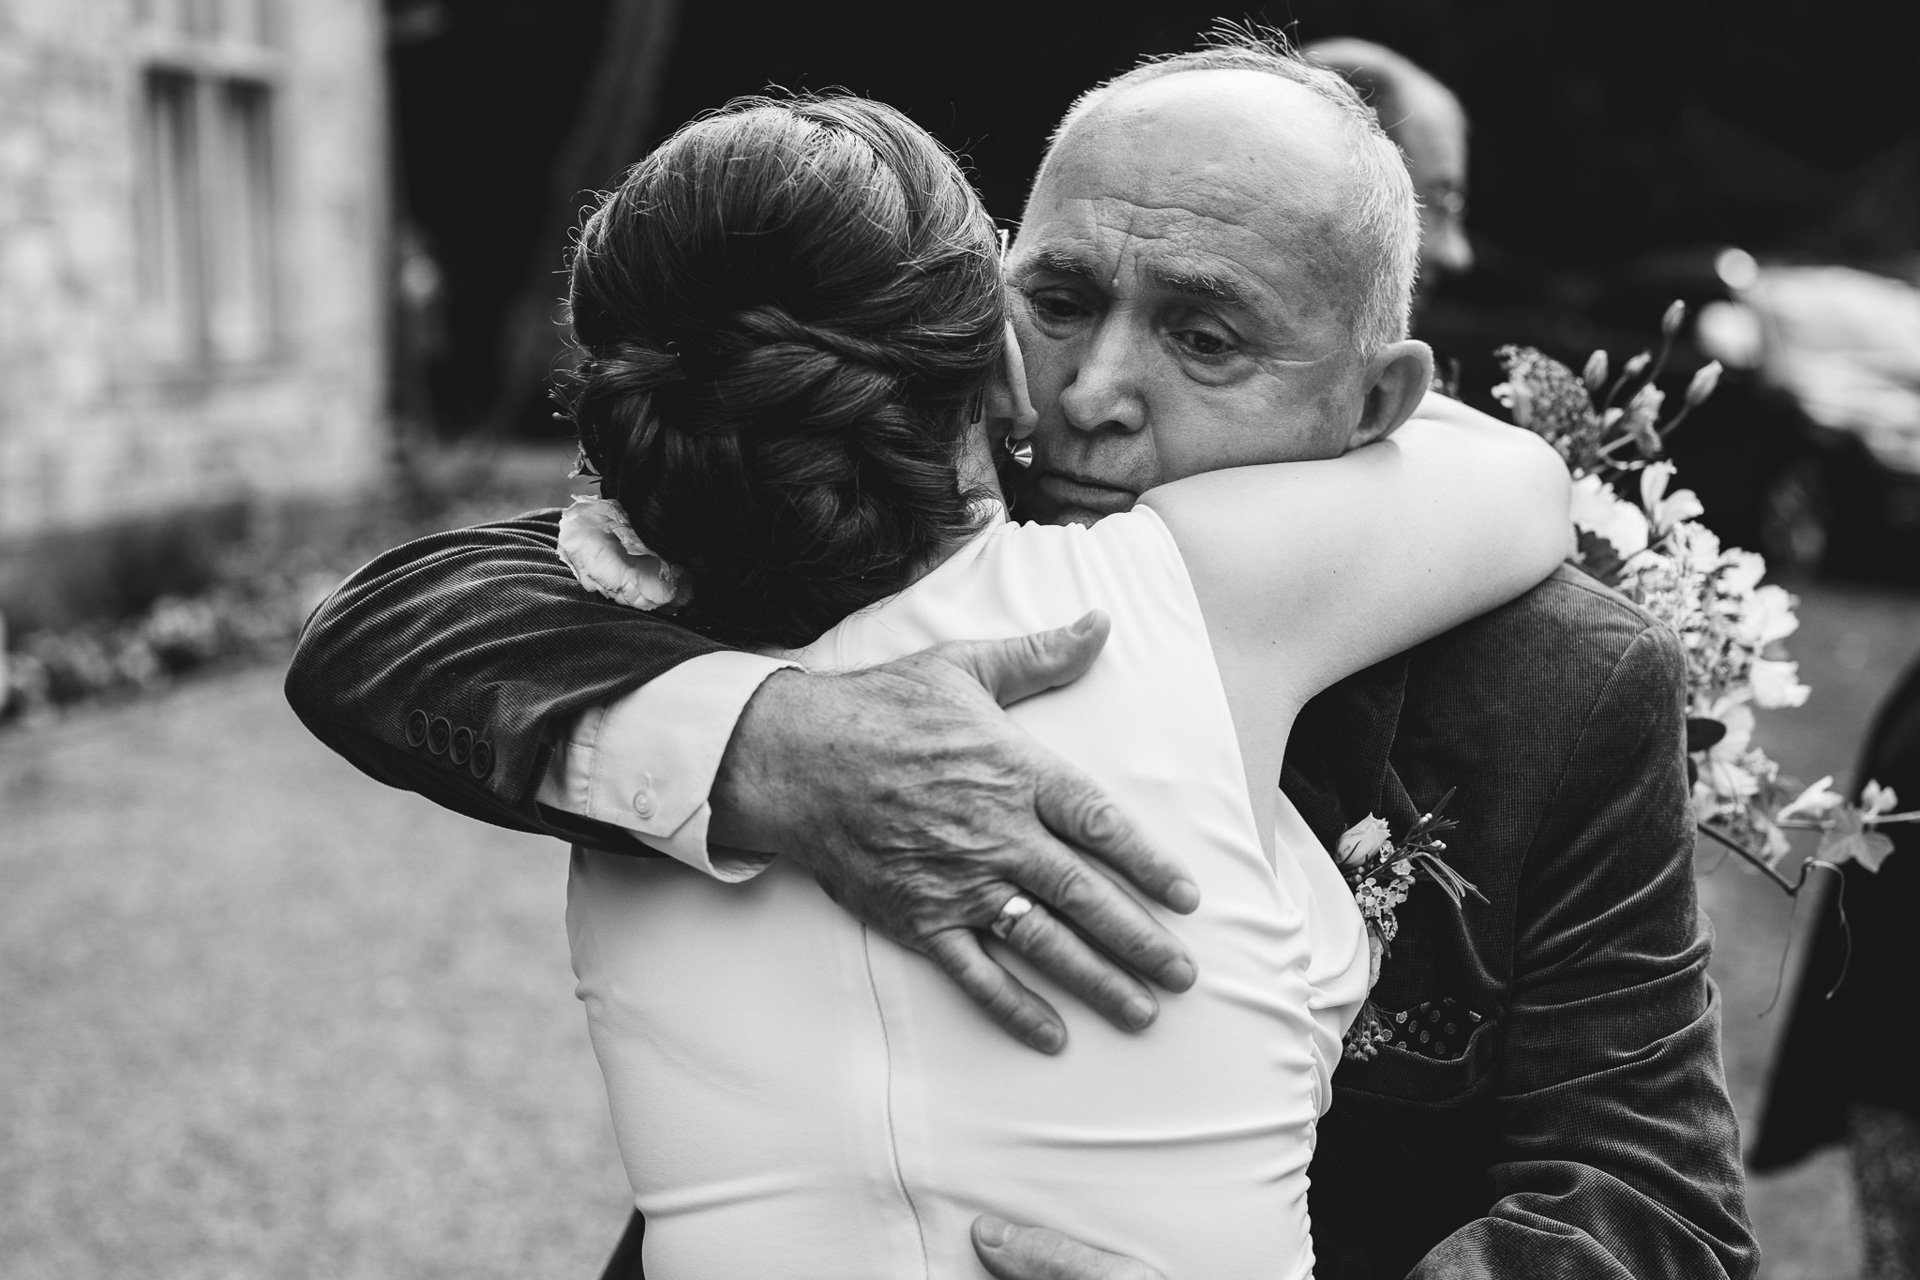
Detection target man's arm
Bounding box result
[286,511,729,845]
[1412,621,1756,1279]
[285,512,1202,1051]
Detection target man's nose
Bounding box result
[1424,217,1474,279]
[1058,319,1147,435]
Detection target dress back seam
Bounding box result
[860,922,934,1279]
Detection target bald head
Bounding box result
[1031,34,1419,355]
[1039,67,1356,192]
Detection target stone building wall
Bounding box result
[0,0,388,575]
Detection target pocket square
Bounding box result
[1379,997,1484,1061]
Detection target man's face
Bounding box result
[1391,84,1472,288]
[1006,70,1378,526]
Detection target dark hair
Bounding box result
[562,94,1004,649]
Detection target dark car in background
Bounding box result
[1423,246,1920,581]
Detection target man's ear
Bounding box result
[983,319,1038,439]
[1347,339,1434,449]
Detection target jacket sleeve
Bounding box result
[1410,623,1758,1280]
[283,509,730,851]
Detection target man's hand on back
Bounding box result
[971,1216,1167,1280]
[708,611,1201,1053]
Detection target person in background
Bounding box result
[1305,38,1474,305]
[1753,656,1920,1280]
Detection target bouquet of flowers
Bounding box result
[1491,301,1917,891]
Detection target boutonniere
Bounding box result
[1337,791,1485,1061]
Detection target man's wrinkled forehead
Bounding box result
[1038,71,1353,206]
[1017,196,1285,295]
[1024,70,1364,303]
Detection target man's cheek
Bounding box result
[1149,411,1236,484]
[1260,368,1360,461]
[1019,337,1074,410]
[1008,307,1058,369]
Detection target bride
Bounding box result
[555,94,1570,1278]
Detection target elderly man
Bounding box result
[1305,37,1474,298]
[287,32,1754,1280]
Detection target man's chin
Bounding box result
[1021,497,1120,528]
[1029,473,1139,526]
[1051,507,1106,528]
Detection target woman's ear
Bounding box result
[1348,339,1435,449]
[983,320,1037,439]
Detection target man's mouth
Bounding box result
[1033,471,1139,518]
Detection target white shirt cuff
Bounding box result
[535,651,797,880]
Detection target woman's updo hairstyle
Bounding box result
[563,94,1006,649]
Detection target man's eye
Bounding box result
[1024,290,1090,323]
[1173,327,1235,358]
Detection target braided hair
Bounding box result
[562,95,1005,649]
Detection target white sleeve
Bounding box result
[534,651,798,880]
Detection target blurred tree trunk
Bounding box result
[486,0,682,437]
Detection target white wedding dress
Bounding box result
[567,503,1369,1279]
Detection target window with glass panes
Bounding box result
[134,0,278,368]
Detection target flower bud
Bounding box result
[1685,360,1723,407]
[1582,349,1608,392]
[1862,780,1899,819]
[1622,351,1651,379]
[1661,300,1687,338]
[1490,380,1532,429]
[1626,382,1665,452]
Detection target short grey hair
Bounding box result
[1035,25,1420,357]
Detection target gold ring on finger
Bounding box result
[989,892,1037,942]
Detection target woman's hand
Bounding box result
[708,611,1201,1053]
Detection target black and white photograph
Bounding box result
[4,2,1919,1277]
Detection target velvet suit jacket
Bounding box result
[285,511,1756,1280]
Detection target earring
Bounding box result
[1001,432,1033,469]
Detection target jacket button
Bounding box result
[427,716,452,755]
[631,785,656,820]
[449,725,473,766]
[469,740,493,780]
[405,709,430,748]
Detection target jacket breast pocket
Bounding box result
[1337,1010,1500,1108]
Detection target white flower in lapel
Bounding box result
[1334,796,1484,1063]
[1336,814,1393,869]
[557,497,690,612]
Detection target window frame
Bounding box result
[131,1,286,380]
